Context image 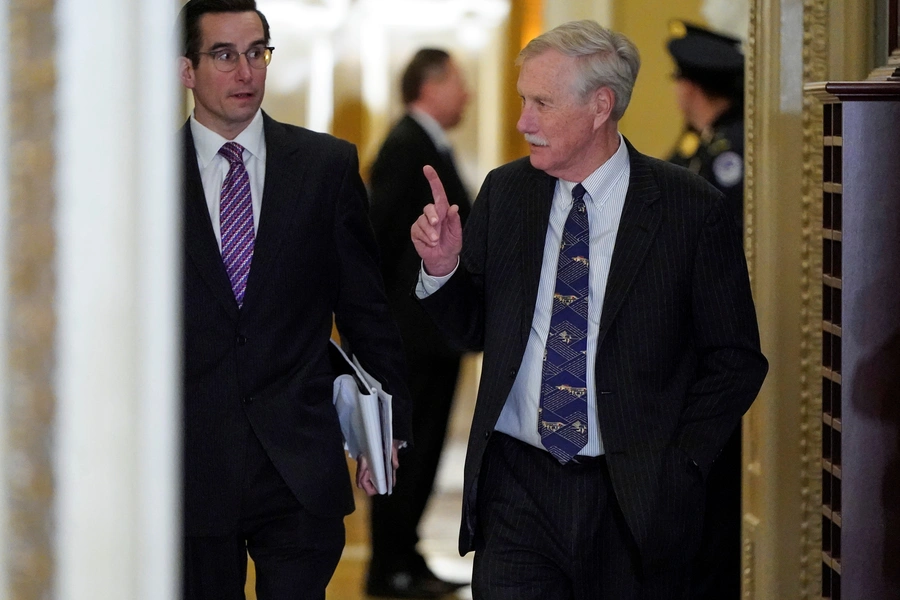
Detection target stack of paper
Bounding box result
[330,339,393,495]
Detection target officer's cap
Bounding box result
[667,20,744,98]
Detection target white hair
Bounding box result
[517,20,641,121]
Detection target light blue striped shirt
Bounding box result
[420,134,631,457]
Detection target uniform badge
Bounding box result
[669,20,688,39]
[712,151,743,187]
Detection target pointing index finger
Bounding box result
[423,165,449,220]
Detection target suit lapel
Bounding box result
[240,113,308,308]
[182,123,240,320]
[520,166,557,347]
[597,141,662,348]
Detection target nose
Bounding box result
[234,53,253,80]
[517,104,533,134]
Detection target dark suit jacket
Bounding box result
[419,139,768,569]
[368,114,471,357]
[182,112,411,536]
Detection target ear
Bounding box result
[686,80,705,101]
[418,77,440,104]
[592,87,615,128]
[178,56,196,90]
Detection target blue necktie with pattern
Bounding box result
[218,142,255,308]
[539,183,589,464]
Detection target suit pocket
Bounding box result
[645,446,706,570]
[671,445,704,485]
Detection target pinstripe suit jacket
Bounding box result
[419,139,767,569]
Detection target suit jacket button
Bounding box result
[243,396,254,404]
[484,431,491,440]
[508,368,517,379]
[236,335,248,346]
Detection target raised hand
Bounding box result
[410,165,463,277]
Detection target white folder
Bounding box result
[330,339,393,495]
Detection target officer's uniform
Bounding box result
[666,20,746,600]
[669,105,743,225]
[667,21,745,227]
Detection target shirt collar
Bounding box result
[408,108,451,152]
[559,133,629,204]
[190,109,266,168]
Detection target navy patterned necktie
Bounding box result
[218,142,255,308]
[539,183,590,464]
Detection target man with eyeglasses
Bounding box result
[177,1,412,598]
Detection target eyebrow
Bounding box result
[205,38,267,52]
[521,91,552,104]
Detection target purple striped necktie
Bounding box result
[539,183,590,464]
[218,141,255,308]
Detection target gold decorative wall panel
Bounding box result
[744,0,758,278]
[742,514,759,600]
[7,0,56,597]
[742,2,762,590]
[799,2,827,597]
[614,0,705,159]
[743,0,758,589]
[744,0,828,596]
[501,0,542,163]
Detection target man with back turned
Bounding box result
[367,48,472,599]
[411,20,767,599]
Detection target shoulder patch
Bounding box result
[677,131,700,158]
[712,151,743,187]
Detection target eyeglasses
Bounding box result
[198,45,274,72]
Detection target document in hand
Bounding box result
[330,339,394,495]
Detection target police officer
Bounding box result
[666,20,746,600]
[667,20,744,227]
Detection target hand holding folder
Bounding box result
[330,340,394,495]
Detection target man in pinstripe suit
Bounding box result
[410,20,767,600]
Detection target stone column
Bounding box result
[4,0,57,597]
[53,0,180,597]
[1,0,181,598]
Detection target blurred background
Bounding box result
[2,0,898,598]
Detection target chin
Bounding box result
[528,153,549,172]
[234,106,261,121]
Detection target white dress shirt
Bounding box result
[408,108,452,153]
[190,109,266,250]
[419,134,631,456]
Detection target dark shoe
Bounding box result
[366,568,468,598]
